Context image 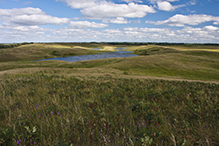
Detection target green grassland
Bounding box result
[0,43,219,145]
[0,43,102,62]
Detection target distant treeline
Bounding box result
[47,42,219,46]
[0,42,34,49]
[1,42,219,48]
[99,42,219,46]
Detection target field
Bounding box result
[0,43,219,145]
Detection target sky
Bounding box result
[0,0,219,43]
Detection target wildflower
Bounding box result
[34,142,36,144]
[91,133,93,135]
[57,113,59,115]
[17,140,21,144]
[51,111,54,114]
[31,106,33,108]
[109,140,111,143]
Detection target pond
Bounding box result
[35,50,138,62]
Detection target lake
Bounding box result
[35,49,138,62]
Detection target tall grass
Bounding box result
[0,73,219,145]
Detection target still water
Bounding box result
[35,49,138,62]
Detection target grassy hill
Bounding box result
[0,43,219,145]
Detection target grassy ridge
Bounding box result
[0,44,101,62]
[0,73,219,145]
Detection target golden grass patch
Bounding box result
[102,46,116,51]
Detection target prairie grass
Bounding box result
[127,44,219,52]
[0,43,219,145]
[0,73,219,145]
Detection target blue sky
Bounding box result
[0,0,219,43]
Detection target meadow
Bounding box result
[0,43,219,145]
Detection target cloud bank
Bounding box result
[0,7,70,26]
[146,14,219,26]
[57,0,156,19]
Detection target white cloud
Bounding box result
[1,25,219,43]
[146,14,219,26]
[204,25,219,31]
[81,2,156,19]
[157,1,175,11]
[0,7,70,26]
[69,21,108,28]
[148,0,185,11]
[57,0,156,19]
[123,26,219,42]
[0,7,43,16]
[0,25,48,31]
[56,0,97,9]
[12,14,69,26]
[102,17,129,24]
[157,1,185,11]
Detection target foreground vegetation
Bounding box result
[0,73,219,145]
[0,42,219,145]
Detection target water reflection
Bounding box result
[92,48,102,50]
[35,50,138,62]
